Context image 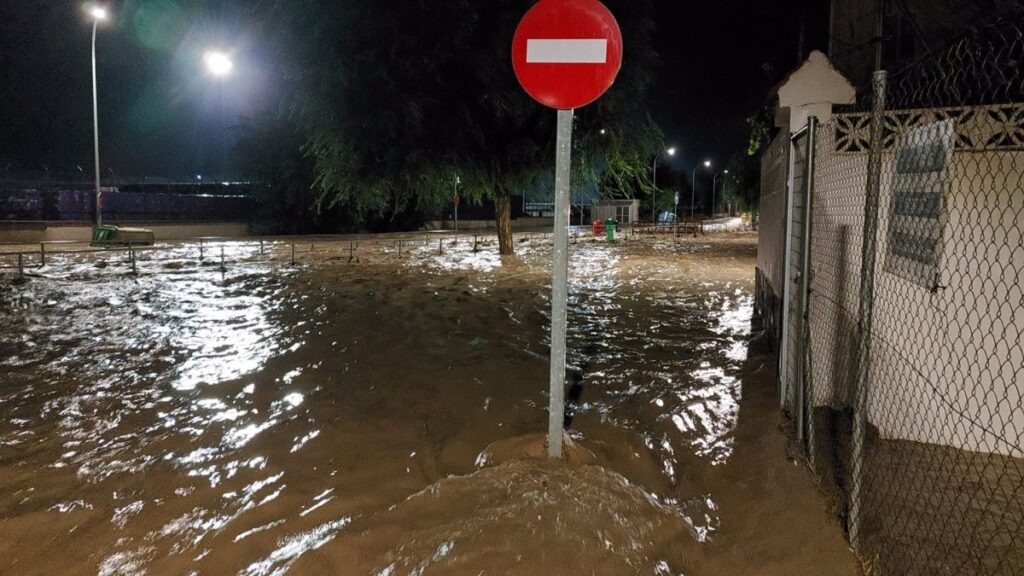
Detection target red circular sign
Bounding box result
[512,0,623,110]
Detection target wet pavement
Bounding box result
[0,234,858,575]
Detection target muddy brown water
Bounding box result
[0,234,858,575]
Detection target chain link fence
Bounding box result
[772,20,1023,576]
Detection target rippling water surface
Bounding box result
[0,236,771,575]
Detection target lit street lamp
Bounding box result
[712,169,730,217]
[652,146,676,222]
[691,159,712,228]
[87,5,108,226]
[203,51,233,182]
[203,51,234,77]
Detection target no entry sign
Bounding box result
[512,0,624,460]
[512,0,623,110]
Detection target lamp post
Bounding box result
[712,169,730,217]
[691,159,712,231]
[203,51,233,182]
[87,5,108,226]
[652,147,676,222]
[453,175,461,231]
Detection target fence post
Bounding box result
[220,246,226,272]
[349,241,355,262]
[199,239,205,261]
[291,243,296,265]
[40,243,46,267]
[779,129,799,410]
[130,245,137,276]
[398,240,403,257]
[438,238,443,255]
[473,235,479,253]
[850,70,887,551]
[260,240,265,256]
[797,116,819,454]
[17,253,24,280]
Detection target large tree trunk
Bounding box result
[495,195,514,256]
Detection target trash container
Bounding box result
[91,225,119,245]
[605,218,619,242]
[593,219,606,237]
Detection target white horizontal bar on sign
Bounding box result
[526,39,608,64]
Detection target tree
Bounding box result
[254,0,661,254]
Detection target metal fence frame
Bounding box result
[774,21,1024,575]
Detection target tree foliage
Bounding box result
[252,0,662,224]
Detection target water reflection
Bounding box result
[0,235,755,574]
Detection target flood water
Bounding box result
[0,234,857,575]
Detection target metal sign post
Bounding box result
[548,108,574,458]
[512,0,623,459]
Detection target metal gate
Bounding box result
[780,118,817,446]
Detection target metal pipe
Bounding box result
[691,166,699,230]
[652,155,659,223]
[850,70,887,551]
[797,116,819,448]
[548,108,574,459]
[92,20,102,227]
[454,175,460,232]
[779,132,799,410]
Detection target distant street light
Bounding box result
[203,51,234,76]
[691,159,712,228]
[712,169,730,216]
[87,4,109,226]
[652,146,677,222]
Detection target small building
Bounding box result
[590,199,639,224]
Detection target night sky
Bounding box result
[0,0,826,182]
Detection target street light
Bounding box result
[203,51,234,76]
[712,169,730,217]
[203,51,233,181]
[691,159,712,229]
[87,4,109,226]
[652,146,677,222]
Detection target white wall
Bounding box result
[807,109,1024,456]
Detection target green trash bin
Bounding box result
[605,218,619,242]
[91,225,119,246]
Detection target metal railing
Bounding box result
[0,224,754,282]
